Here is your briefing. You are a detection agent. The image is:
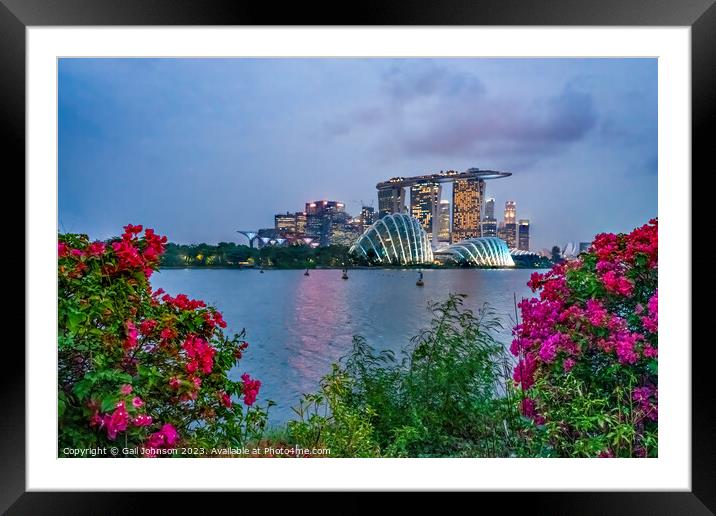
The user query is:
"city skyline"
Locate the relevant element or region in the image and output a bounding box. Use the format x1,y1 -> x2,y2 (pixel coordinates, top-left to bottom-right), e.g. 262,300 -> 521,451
58,58 -> 657,250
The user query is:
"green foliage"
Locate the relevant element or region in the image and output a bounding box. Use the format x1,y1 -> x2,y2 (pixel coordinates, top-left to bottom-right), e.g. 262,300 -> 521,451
58,228 -> 269,456
161,242 -> 358,269
286,294 -> 521,457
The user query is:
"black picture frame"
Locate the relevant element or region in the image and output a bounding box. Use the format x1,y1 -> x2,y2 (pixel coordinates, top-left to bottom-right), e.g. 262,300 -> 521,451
4,0 -> 710,512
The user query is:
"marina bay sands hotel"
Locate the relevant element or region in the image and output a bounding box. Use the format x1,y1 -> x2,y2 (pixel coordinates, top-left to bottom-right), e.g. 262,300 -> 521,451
376,167 -> 511,246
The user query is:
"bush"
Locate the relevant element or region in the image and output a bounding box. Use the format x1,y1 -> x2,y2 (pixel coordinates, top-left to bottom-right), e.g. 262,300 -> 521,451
511,219 -> 658,457
58,224 -> 268,457
287,294 -> 520,457
287,365 -> 380,458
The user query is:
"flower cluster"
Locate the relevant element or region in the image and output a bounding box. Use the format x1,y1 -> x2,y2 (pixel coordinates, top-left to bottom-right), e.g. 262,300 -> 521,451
182,335 -> 216,375
110,224 -> 167,278
58,224 -> 167,281
241,373 -> 261,406
511,219 -> 658,457
58,225 -> 266,458
88,385 -> 156,441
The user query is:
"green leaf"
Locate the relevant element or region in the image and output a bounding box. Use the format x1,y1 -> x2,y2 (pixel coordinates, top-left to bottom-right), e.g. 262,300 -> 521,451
66,308 -> 86,334
72,378 -> 93,401
100,395 -> 119,412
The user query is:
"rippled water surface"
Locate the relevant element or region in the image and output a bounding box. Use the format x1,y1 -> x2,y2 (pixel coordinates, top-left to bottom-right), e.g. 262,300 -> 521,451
152,268 -> 542,424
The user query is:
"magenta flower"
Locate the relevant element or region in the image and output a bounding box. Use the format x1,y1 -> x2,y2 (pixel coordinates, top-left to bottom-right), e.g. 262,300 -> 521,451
103,401 -> 129,440
563,358 -> 576,372
160,424 -> 179,446
241,373 -> 261,406
133,414 -> 153,427
124,320 -> 138,350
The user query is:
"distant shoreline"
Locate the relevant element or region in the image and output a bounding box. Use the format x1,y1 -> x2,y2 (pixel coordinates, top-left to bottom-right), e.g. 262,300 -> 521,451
158,265 -> 549,271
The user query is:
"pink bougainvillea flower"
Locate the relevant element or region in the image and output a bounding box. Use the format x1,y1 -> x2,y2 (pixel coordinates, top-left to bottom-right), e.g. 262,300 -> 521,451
160,424 -> 179,446
520,397 -> 537,418
58,242 -> 70,257
131,396 -> 144,408
218,391 -> 232,409
133,414 -> 153,427
642,290 -> 658,333
124,320 -> 139,350
103,401 -> 129,440
144,423 -> 179,451
139,319 -> 157,336
87,241 -> 106,256
120,384 -> 133,395
123,224 -> 143,235
241,373 -> 261,406
182,335 -> 216,375
601,270 -> 634,296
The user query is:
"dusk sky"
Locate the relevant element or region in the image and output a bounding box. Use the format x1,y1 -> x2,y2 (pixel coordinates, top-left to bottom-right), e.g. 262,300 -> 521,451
58,58 -> 657,251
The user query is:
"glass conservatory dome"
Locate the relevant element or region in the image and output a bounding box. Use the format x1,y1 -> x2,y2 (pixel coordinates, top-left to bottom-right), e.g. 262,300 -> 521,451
435,237 -> 515,267
349,213 -> 434,265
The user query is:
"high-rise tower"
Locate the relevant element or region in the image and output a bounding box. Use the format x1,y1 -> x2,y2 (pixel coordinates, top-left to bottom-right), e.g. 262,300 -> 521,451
452,177 -> 485,242
503,201 -> 517,248
518,219 -> 530,251
410,181 -> 442,241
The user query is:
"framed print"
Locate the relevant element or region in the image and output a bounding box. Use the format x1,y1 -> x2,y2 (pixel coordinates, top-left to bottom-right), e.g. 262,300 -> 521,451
4,0 -> 712,511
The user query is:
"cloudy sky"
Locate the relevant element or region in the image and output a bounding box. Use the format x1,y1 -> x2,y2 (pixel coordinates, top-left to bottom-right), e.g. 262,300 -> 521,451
58,58 -> 657,251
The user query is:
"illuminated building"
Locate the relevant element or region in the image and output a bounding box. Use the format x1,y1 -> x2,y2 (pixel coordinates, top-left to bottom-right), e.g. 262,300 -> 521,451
294,212 -> 307,234
503,201 -> 517,248
438,200 -> 451,242
378,186 -> 406,218
518,219 -> 530,251
360,206 -> 376,230
481,197 -> 497,237
434,237 -> 515,267
375,169 -> 511,244
274,212 -> 297,233
305,200 -> 346,246
331,215 -> 363,247
350,213 -> 434,265
504,201 -> 516,224
410,180 -> 441,241
452,177 -> 485,242
485,197 -> 495,219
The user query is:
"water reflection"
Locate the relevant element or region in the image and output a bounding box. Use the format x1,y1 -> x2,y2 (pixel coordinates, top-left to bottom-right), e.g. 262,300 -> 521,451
152,268 -> 539,425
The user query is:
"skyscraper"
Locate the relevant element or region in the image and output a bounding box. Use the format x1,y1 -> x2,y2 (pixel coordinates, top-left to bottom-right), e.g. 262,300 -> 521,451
452,178 -> 485,242
485,197 -> 495,218
481,197 -> 497,237
328,211 -> 361,247
360,206 -> 376,230
410,181 -> 442,240
305,200 -> 345,246
274,212 -> 297,234
438,200 -> 451,242
376,168 -> 512,246
518,219 -> 530,251
294,212 -> 307,234
503,201 -> 517,248
378,186 -> 406,218
504,201 -> 516,224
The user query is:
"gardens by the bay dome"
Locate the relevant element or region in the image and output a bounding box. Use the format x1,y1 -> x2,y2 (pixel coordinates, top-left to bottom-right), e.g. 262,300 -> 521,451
349,213 -> 434,265
434,237 -> 515,267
